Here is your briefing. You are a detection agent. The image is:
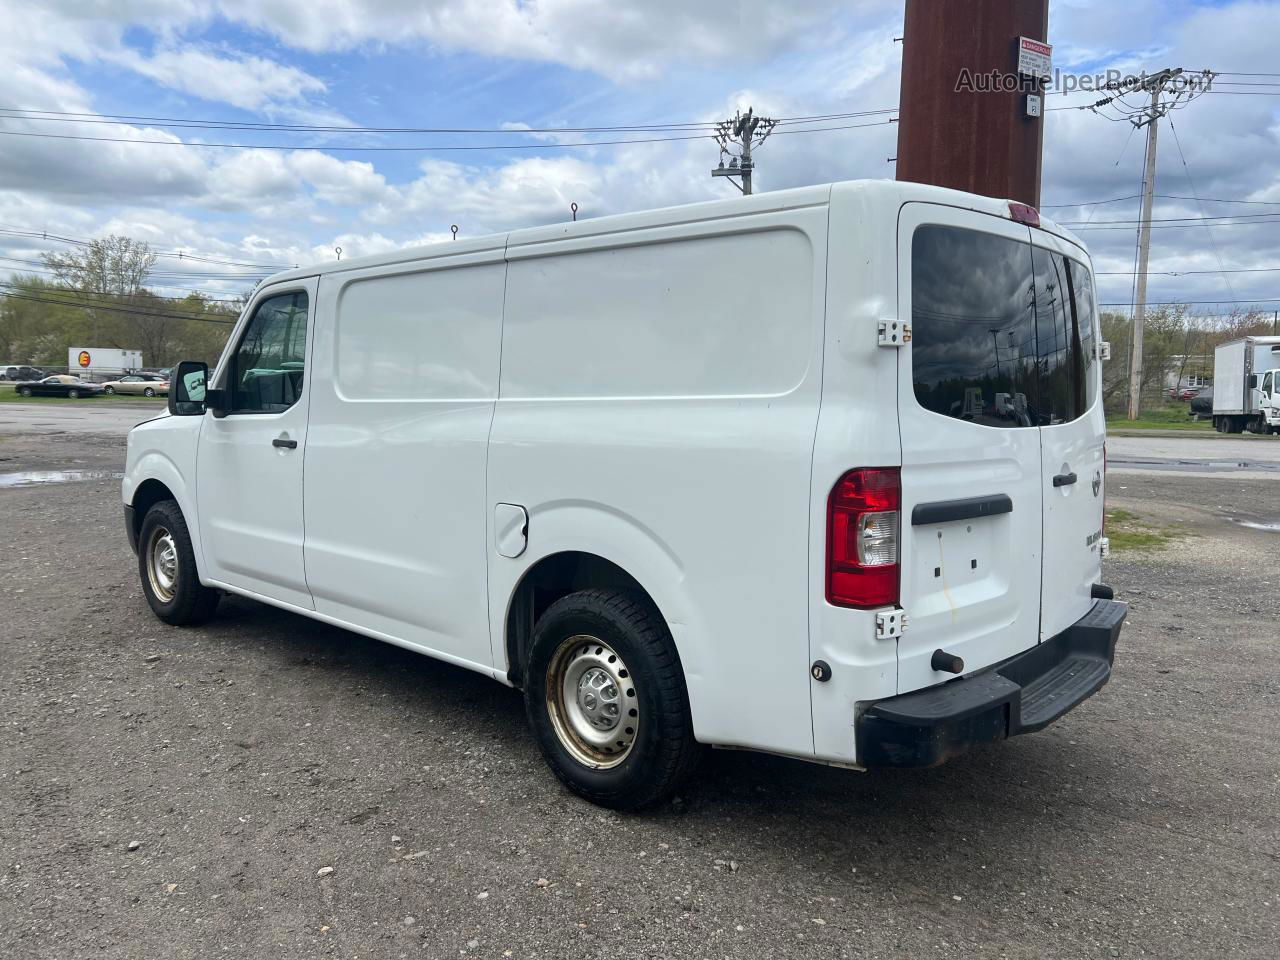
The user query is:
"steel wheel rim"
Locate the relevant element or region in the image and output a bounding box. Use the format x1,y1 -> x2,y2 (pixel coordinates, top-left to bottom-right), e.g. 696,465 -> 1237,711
146,526 -> 178,603
545,634 -> 639,769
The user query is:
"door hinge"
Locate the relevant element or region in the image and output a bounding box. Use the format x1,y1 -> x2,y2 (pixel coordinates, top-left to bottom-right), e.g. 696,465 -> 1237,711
876,609 -> 907,639
878,319 -> 911,347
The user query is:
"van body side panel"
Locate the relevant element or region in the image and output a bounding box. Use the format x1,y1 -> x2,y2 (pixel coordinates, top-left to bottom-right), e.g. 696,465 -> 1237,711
490,205 -> 829,756
808,183 -> 904,763
302,243 -> 505,669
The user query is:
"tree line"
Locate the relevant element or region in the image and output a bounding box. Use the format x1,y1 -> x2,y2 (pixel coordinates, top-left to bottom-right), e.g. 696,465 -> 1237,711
1099,306 -> 1279,414
0,236 -> 244,369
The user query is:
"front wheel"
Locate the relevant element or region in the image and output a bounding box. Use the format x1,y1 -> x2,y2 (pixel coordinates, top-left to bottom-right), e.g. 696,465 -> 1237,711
68,388 -> 81,399
143,387 -> 156,397
18,386 -> 32,397
524,589 -> 702,810
137,499 -> 219,625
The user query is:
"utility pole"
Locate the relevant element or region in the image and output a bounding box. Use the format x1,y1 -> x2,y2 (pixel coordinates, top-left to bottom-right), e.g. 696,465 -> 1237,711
1127,83 -> 1162,420
1080,66 -> 1212,419
711,108 -> 777,196
896,0 -> 1050,206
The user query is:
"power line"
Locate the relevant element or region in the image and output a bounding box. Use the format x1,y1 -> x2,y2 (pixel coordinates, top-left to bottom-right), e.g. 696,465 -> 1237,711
0,287 -> 237,324
0,276 -> 245,304
1096,266 -> 1280,276
1166,116 -> 1235,301
1099,297 -> 1280,306
1072,218 -> 1280,230
1043,194 -> 1280,209
1059,211 -> 1280,225
0,105 -> 897,135
0,118 -> 896,154
0,226 -> 293,269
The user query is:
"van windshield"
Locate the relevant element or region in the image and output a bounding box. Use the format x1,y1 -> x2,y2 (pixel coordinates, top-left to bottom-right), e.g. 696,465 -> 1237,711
911,224 -> 1096,428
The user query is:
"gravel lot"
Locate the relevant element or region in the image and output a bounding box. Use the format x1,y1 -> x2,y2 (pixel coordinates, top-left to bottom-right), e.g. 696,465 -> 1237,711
1,411 -> 1277,959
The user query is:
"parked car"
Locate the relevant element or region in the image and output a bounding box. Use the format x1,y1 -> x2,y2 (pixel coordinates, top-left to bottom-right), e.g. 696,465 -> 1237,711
3,365 -> 44,381
14,375 -> 105,399
123,180 -> 1126,810
102,374 -> 170,397
1169,386 -> 1200,401
1190,387 -> 1214,420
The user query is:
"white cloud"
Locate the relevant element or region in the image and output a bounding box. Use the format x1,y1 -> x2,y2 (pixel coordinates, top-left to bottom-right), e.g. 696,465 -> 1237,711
117,47 -> 326,110
189,0 -> 854,83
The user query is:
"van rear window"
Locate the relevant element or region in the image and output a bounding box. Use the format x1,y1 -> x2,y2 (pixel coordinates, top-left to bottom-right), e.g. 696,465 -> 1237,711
911,224 -> 1096,428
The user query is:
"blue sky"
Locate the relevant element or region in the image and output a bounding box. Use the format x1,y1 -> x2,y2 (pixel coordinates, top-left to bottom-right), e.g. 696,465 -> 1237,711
1,0 -> 1278,315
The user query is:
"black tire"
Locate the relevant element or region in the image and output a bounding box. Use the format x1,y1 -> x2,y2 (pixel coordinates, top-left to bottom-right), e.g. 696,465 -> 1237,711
144,387 -> 155,397
18,386 -> 31,397
104,385 -> 115,394
137,499 -> 219,626
68,388 -> 81,399
524,589 -> 702,810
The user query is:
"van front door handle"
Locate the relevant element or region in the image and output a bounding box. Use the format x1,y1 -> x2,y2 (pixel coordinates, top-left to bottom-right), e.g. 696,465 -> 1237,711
1052,471 -> 1077,487
272,437 -> 298,449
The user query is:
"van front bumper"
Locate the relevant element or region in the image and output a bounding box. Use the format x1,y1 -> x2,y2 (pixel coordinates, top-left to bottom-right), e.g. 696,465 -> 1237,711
855,599 -> 1126,768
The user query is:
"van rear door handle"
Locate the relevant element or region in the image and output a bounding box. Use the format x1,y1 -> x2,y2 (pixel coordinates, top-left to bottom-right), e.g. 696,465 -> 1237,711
272,437 -> 298,449
1052,471 -> 1077,487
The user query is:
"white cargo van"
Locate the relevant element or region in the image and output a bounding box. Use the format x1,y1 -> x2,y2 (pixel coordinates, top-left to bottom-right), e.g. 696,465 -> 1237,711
123,180 -> 1125,809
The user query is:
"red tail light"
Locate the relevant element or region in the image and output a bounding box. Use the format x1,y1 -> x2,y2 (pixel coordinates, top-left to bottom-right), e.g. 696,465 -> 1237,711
826,467 -> 901,609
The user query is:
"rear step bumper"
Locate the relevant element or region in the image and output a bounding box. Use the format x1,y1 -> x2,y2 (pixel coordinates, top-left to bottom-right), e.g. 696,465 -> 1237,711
855,599 -> 1127,768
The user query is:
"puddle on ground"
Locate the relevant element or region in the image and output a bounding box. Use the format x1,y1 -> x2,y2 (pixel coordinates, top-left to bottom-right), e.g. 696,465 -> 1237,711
1229,518 -> 1280,532
0,470 -> 123,488
1109,457 -> 1280,473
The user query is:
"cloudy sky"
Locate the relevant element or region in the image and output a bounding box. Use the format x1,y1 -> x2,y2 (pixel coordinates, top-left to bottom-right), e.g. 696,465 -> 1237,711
1,0 -> 1278,314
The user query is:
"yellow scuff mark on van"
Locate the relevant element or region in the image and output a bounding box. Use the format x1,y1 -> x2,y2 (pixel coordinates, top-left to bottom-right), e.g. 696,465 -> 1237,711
937,531 -> 957,618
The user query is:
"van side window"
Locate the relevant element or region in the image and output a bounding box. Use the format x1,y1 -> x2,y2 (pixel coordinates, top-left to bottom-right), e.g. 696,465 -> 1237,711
1033,248 -> 1096,424
227,291 -> 309,413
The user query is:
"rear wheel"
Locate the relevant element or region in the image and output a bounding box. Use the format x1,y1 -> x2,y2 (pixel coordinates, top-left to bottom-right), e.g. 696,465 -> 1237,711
137,499 -> 219,625
143,387 -> 156,397
104,385 -> 115,394
68,388 -> 81,399
524,589 -> 702,810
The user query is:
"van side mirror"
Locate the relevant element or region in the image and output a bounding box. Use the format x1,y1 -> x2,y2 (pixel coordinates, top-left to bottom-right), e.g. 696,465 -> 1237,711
1249,374 -> 1260,389
169,360 -> 209,416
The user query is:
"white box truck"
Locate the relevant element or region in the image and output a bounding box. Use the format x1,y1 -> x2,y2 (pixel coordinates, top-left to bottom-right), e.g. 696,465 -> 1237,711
1211,336 -> 1280,434
121,180 -> 1126,809
68,347 -> 143,377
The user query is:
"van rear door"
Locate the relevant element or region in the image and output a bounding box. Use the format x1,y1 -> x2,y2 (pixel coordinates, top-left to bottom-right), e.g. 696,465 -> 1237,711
1029,232 -> 1105,639
895,204 -> 1042,694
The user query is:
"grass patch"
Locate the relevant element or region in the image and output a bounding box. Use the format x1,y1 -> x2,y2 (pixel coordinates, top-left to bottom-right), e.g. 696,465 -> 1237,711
1106,417 -> 1210,432
0,384 -> 161,406
1106,406 -> 1210,432
1105,508 -> 1184,553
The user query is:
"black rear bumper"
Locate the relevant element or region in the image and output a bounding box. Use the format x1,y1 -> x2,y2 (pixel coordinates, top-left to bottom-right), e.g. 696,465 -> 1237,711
856,599 -> 1126,768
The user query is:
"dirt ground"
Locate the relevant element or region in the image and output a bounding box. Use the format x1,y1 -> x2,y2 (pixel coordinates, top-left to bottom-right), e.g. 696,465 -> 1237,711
1,421 -> 1277,959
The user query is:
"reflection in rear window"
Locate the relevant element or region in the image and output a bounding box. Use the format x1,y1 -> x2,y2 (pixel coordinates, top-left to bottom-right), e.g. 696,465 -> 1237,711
911,224 -> 1095,428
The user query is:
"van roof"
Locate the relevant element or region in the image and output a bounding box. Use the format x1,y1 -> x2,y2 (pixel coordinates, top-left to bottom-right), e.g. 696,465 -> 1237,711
261,178 -> 1087,287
